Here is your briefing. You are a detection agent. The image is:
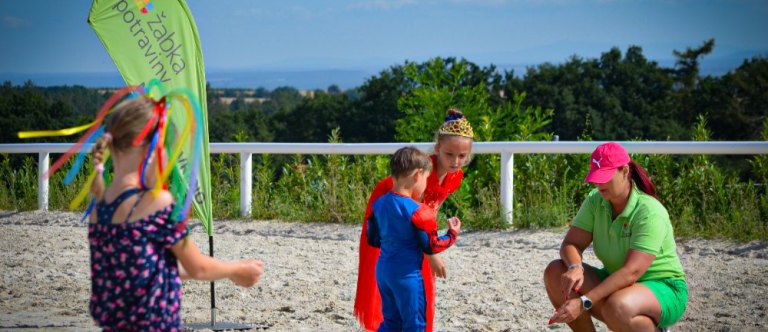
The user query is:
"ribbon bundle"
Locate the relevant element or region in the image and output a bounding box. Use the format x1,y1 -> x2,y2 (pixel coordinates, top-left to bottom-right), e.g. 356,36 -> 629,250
17,79 -> 204,222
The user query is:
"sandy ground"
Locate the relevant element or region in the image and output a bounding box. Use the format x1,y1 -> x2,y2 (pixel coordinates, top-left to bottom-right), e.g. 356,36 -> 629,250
0,210 -> 767,331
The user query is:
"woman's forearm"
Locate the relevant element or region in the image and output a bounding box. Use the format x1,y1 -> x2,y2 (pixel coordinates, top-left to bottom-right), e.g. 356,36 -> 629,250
560,243 -> 583,266
584,267 -> 637,303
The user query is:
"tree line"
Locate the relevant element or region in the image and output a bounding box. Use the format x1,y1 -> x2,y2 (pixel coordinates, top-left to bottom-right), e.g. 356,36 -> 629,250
2,39 -> 767,239
2,39 -> 766,145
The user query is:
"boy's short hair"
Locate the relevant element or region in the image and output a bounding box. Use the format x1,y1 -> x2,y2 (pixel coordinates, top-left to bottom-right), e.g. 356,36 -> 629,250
391,146 -> 432,178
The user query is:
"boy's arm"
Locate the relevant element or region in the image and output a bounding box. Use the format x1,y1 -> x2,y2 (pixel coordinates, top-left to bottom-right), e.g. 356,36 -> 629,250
366,215 -> 381,248
412,206 -> 457,254
417,228 -> 458,254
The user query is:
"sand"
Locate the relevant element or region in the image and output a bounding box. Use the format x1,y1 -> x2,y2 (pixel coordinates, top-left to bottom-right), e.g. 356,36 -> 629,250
1,210 -> 766,331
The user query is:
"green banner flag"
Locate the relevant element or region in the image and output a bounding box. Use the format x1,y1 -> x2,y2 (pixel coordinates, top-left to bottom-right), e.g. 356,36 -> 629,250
88,0 -> 213,234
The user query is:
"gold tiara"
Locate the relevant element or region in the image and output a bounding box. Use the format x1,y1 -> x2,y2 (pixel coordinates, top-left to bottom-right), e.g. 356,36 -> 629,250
438,113 -> 474,139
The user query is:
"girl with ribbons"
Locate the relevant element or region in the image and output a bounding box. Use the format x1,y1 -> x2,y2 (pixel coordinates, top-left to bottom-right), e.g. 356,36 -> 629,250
19,83 -> 265,330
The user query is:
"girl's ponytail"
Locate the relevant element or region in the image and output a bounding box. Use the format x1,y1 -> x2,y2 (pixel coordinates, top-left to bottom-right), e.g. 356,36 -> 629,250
90,133 -> 111,200
628,161 -> 659,201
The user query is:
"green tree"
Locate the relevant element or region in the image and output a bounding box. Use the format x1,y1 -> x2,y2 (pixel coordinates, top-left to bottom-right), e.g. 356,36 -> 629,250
518,46 -> 683,140
348,64 -> 414,142
672,38 -> 715,125
262,86 -> 303,114
272,91 -> 353,142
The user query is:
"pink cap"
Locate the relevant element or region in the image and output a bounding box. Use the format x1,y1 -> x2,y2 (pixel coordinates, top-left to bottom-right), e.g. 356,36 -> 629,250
584,142 -> 630,184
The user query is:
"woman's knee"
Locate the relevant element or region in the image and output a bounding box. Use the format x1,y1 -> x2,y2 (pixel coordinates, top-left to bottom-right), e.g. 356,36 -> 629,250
543,259 -> 565,285
600,295 -> 634,330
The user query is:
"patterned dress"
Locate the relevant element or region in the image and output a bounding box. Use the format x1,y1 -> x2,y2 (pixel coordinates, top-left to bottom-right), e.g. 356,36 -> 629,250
88,188 -> 187,331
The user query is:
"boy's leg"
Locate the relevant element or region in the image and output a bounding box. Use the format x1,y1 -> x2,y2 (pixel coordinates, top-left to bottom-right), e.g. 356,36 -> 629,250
394,271 -> 427,332
377,268 -> 403,332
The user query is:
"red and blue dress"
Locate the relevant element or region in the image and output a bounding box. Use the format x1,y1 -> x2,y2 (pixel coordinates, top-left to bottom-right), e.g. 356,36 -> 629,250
88,188 -> 187,331
355,155 -> 464,332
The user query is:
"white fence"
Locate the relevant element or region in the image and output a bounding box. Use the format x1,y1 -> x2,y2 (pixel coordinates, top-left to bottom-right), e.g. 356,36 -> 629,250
2,141 -> 768,223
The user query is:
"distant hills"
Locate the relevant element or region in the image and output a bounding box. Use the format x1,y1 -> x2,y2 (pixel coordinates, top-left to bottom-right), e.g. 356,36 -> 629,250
0,69 -> 376,91
1,52 -> 764,90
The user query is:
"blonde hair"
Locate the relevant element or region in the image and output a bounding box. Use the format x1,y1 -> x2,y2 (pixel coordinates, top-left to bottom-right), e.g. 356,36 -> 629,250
90,97 -> 158,198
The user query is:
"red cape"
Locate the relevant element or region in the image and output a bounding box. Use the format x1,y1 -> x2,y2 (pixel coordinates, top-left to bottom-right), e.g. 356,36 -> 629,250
354,156 -> 463,331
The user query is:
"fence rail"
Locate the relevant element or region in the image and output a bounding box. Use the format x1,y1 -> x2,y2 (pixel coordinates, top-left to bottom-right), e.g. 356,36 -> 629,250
2,141 -> 767,223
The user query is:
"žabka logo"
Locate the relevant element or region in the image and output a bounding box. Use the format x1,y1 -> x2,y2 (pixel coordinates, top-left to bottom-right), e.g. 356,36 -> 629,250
132,0 -> 153,14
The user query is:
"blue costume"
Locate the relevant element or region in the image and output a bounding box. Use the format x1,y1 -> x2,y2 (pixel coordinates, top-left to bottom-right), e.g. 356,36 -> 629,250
367,192 -> 458,332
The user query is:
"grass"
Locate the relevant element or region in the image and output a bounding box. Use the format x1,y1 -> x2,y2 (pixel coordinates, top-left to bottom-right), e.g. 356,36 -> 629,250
1,140 -> 766,242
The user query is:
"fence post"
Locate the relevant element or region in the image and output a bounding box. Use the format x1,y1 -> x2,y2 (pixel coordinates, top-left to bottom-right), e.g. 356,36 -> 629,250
500,152 -> 514,224
240,152 -> 252,218
38,152 -> 50,211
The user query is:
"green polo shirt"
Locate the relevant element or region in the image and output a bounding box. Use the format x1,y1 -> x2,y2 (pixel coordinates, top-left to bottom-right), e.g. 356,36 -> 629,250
572,186 -> 685,281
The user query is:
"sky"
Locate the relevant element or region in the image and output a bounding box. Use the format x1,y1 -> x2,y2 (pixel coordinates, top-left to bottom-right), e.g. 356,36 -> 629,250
1,0 -> 767,88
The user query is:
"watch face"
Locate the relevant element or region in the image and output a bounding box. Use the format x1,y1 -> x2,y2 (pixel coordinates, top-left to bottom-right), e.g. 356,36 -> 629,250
581,296 -> 593,310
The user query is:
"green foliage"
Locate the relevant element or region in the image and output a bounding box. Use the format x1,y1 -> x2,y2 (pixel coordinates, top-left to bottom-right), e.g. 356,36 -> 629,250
244,129 -> 390,223
396,57 -> 492,143
0,154 -> 37,210
749,119 -> 768,186
3,44 -> 768,241
271,92 -> 354,142
642,116 -> 768,240
210,154 -> 241,218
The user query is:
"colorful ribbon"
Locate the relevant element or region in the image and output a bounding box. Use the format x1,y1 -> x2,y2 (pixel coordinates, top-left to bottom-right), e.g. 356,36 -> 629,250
17,79 -> 202,222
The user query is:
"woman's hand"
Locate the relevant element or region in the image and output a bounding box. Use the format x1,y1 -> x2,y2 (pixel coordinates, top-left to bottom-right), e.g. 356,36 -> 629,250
560,265 -> 584,300
549,298 -> 584,324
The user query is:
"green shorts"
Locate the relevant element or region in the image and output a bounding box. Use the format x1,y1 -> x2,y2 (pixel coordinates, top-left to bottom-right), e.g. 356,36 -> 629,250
593,267 -> 688,328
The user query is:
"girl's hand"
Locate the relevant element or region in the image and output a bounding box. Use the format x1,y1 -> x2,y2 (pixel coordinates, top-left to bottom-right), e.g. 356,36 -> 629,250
549,298 -> 584,324
230,259 -> 264,287
560,265 -> 584,300
427,254 -> 447,278
447,217 -> 461,234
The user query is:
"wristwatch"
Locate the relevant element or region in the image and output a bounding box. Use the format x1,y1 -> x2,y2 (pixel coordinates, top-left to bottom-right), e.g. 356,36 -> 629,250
580,295 -> 593,310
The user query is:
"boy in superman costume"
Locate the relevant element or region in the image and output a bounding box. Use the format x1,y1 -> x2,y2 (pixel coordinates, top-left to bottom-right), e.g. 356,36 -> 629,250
365,146 -> 461,332
355,109 -> 474,331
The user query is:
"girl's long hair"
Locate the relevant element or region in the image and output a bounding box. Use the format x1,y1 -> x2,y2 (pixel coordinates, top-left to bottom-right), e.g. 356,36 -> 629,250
89,97 -> 157,200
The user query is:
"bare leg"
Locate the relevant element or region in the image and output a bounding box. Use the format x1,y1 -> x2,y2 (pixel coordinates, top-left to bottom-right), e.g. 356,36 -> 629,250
599,284 -> 661,332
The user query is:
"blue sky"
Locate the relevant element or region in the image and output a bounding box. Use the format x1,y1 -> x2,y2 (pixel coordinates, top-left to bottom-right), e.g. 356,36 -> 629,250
1,0 -> 767,83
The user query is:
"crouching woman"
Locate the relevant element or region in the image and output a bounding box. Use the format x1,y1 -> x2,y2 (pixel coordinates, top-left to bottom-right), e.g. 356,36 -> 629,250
544,142 -> 687,332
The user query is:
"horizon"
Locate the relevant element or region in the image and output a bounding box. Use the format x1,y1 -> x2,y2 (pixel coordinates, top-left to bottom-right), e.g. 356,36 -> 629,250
0,52 -> 759,90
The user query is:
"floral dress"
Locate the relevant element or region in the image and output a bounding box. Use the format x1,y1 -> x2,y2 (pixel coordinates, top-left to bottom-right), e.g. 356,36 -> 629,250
88,188 -> 187,331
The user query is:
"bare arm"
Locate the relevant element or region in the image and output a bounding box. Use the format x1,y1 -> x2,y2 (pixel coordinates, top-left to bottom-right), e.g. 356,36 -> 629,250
560,226 -> 592,266
171,238 -> 264,287
558,226 -> 592,297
